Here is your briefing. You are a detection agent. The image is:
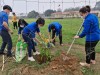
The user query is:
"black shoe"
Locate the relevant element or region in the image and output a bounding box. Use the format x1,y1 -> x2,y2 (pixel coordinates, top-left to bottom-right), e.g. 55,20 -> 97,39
7,53 -> 12,57
0,52 -> 6,55
52,42 -> 55,45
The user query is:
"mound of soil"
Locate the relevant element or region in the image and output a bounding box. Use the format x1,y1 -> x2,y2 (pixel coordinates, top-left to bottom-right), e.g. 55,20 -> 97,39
11,52 -> 83,75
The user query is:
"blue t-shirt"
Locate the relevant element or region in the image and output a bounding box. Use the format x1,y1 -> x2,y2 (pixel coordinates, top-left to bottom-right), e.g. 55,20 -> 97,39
48,22 -> 62,36
23,22 -> 40,38
79,13 -> 100,41
0,11 -> 8,31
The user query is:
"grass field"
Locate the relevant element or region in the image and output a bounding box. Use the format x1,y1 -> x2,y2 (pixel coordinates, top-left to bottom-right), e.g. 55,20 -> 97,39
0,18 -> 100,75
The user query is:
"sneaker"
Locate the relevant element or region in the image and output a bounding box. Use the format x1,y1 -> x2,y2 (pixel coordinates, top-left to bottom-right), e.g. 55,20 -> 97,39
90,60 -> 96,64
80,62 -> 90,68
33,51 -> 40,55
28,57 -> 35,61
7,53 -> 12,57
0,52 -> 6,55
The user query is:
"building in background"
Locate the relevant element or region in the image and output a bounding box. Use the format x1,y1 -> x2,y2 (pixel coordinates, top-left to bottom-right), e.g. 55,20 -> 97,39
51,11 -> 100,18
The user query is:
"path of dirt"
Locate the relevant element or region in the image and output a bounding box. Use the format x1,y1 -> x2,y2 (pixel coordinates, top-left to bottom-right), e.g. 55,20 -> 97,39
0,43 -> 100,75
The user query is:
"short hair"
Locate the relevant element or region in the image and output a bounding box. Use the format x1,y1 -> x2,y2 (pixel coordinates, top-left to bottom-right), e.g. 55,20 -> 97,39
51,24 -> 55,29
36,18 -> 45,25
12,12 -> 15,15
85,5 -> 91,12
3,5 -> 12,12
79,7 -> 87,14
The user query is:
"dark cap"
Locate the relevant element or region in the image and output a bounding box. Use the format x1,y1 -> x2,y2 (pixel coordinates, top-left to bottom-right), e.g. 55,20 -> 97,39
3,5 -> 12,12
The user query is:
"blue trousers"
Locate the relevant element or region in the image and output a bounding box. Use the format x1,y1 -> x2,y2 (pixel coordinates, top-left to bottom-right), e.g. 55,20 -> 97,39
22,33 -> 36,57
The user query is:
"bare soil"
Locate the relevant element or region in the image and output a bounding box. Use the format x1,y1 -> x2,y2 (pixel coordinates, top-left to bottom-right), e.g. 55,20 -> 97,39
8,52 -> 83,75
0,43 -> 100,75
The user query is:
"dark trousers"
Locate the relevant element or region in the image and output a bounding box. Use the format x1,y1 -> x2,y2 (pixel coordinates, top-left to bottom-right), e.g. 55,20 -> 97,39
52,29 -> 62,45
0,30 -> 1,35
22,33 -> 36,57
13,22 -> 17,29
85,41 -> 99,64
0,30 -> 1,48
0,30 -> 12,54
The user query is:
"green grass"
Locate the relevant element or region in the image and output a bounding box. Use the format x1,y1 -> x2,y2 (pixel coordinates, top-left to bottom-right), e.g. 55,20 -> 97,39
0,18 -> 100,75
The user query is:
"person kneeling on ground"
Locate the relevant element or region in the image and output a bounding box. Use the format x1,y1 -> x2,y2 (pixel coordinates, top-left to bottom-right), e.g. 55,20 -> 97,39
22,18 -> 45,61
48,22 -> 63,46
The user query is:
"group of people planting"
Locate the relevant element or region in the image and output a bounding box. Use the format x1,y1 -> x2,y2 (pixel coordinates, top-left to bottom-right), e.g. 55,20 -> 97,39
0,5 -> 100,67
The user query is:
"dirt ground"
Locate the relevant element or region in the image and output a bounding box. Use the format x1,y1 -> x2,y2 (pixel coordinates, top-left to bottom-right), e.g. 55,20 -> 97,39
0,43 -> 100,75
5,52 -> 83,75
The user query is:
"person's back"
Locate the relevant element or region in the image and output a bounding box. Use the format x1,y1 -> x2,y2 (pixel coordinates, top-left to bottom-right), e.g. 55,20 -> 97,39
50,22 -> 62,29
83,13 -> 100,41
23,22 -> 39,35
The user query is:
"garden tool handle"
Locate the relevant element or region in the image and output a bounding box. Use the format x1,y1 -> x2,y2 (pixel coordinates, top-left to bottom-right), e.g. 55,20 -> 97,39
67,20 -> 84,55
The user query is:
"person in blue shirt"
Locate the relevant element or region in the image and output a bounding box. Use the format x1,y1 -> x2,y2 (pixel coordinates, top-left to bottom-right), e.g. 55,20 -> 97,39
48,22 -> 63,46
0,5 -> 13,57
74,6 -> 100,67
18,19 -> 28,40
22,18 -> 45,61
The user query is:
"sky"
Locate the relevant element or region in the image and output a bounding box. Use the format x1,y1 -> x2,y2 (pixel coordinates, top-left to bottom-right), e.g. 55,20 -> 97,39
0,0 -> 100,14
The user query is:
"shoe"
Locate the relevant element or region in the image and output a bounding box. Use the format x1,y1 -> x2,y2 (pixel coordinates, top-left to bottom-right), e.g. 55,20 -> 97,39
80,62 -> 90,68
33,51 -> 40,55
90,60 -> 96,64
0,52 -> 6,55
28,57 -> 35,61
60,44 -> 64,46
7,53 -> 12,57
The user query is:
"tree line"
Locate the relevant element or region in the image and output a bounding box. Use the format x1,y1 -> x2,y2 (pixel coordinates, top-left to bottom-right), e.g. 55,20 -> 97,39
27,1 -> 100,18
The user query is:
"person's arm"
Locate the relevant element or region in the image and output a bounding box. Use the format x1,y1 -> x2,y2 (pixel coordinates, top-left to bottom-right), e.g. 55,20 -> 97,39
48,32 -> 51,40
52,35 -> 57,41
37,32 -> 41,37
74,19 -> 91,39
18,34 -> 21,40
52,29 -> 59,41
12,16 -> 13,22
33,38 -> 41,44
36,28 -> 45,41
48,25 -> 51,40
31,32 -> 41,44
3,14 -> 13,33
3,22 -> 13,33
79,19 -> 91,38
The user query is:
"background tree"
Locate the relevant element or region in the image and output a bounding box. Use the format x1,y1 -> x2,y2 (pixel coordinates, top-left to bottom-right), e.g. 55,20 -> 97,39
93,1 -> 100,10
44,9 -> 56,16
64,7 -> 80,12
27,10 -> 39,18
